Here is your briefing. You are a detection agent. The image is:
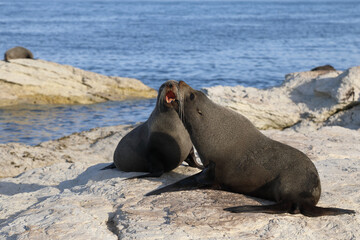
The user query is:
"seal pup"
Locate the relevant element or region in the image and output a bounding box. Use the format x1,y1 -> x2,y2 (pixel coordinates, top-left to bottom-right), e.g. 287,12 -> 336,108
147,81 -> 355,217
103,80 -> 202,178
4,46 -> 34,61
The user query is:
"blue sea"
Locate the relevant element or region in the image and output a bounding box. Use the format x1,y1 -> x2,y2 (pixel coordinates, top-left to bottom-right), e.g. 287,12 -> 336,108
1,0 -> 360,145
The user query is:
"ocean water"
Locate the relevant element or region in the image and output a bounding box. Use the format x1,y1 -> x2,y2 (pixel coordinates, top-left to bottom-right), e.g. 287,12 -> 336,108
1,0 -> 360,145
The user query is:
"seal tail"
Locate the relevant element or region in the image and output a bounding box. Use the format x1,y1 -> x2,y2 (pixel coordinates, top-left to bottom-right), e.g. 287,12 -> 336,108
145,161 -> 216,196
224,202 -> 355,217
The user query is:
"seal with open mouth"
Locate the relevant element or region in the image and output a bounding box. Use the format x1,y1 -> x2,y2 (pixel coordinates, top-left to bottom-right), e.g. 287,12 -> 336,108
103,80 -> 201,178
146,81 -> 355,217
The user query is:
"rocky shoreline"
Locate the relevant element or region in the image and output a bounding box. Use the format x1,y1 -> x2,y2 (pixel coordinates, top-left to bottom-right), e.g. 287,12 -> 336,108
0,66 -> 359,239
0,59 -> 157,107
204,66 -> 360,130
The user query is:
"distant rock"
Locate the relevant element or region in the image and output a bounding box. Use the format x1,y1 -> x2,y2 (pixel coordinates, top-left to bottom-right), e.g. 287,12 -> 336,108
204,66 -> 360,129
0,59 -> 157,107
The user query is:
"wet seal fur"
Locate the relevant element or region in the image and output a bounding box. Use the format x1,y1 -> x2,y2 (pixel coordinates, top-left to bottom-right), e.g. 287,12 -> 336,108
147,81 -> 355,217
103,80 -> 201,178
4,46 -> 34,61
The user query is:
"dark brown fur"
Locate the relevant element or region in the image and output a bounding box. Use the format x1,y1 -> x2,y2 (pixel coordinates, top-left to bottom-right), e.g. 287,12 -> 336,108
147,81 -> 355,217
4,46 -> 34,61
311,64 -> 336,71
105,80 -> 201,178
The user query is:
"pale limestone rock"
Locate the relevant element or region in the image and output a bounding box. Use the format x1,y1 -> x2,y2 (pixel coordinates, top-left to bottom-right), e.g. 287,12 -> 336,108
1,66 -> 359,239
204,66 -> 360,129
0,125 -> 134,178
0,59 -> 157,107
0,126 -> 359,239
324,105 -> 360,129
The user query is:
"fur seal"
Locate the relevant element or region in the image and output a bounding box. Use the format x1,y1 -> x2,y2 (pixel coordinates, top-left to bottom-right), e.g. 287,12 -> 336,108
311,64 -> 336,71
103,80 -> 201,178
4,46 -> 34,61
147,81 -> 355,217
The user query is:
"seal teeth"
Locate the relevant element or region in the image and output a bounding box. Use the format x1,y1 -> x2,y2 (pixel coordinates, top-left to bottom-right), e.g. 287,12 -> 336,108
166,91 -> 176,103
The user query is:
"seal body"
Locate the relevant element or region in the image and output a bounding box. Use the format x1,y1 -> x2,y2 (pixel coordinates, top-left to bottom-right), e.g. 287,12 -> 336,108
147,81 -> 354,217
112,80 -> 199,177
4,46 -> 34,61
178,81 -> 321,202
311,64 -> 335,71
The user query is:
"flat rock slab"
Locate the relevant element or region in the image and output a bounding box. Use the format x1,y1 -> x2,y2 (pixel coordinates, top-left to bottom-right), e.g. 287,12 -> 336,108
0,125 -> 134,178
0,125 -> 359,239
0,59 -> 157,107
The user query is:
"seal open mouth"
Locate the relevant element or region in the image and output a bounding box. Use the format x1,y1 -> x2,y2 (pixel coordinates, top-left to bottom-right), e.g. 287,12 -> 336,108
165,91 -> 176,103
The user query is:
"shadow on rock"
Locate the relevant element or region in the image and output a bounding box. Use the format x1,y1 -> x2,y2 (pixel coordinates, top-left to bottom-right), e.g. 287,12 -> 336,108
0,181 -> 48,196
57,163 -> 165,191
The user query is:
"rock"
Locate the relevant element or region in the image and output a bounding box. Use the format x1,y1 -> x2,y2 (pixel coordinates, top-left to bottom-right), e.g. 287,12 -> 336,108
0,124 -> 135,178
0,125 -> 359,239
1,66 -> 359,239
0,59 -> 157,107
204,66 -> 360,129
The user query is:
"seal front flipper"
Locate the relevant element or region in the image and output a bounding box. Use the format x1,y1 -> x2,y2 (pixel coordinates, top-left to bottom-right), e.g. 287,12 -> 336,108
125,170 -> 164,180
145,161 -> 216,196
125,156 -> 165,179
184,147 -> 204,169
100,163 -> 117,170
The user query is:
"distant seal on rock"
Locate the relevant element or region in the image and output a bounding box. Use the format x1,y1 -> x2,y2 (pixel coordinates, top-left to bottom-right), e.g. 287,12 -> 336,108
4,46 -> 34,61
147,81 -> 355,217
311,64 -> 336,72
103,80 -> 201,178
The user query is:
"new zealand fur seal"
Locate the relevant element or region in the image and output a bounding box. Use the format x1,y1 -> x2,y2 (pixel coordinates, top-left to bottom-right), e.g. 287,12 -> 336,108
311,64 -> 336,71
4,46 -> 34,61
102,80 -> 202,178
146,81 -> 355,217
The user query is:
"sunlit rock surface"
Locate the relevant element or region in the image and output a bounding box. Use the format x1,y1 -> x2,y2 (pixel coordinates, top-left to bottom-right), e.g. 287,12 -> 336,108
204,66 -> 360,130
1,66 -> 359,239
0,59 -> 157,107
0,125 -> 359,239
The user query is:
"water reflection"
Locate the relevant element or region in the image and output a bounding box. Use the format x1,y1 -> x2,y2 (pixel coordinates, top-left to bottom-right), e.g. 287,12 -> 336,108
0,99 -> 155,145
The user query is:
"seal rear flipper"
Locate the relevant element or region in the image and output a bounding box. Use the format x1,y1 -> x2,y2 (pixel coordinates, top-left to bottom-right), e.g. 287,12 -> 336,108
225,202 -> 356,217
145,161 -> 216,196
100,163 -> 117,170
300,204 -> 355,217
224,202 -> 292,215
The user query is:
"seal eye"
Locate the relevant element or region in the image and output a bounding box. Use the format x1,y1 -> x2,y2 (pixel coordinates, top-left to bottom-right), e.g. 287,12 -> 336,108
190,93 -> 195,100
